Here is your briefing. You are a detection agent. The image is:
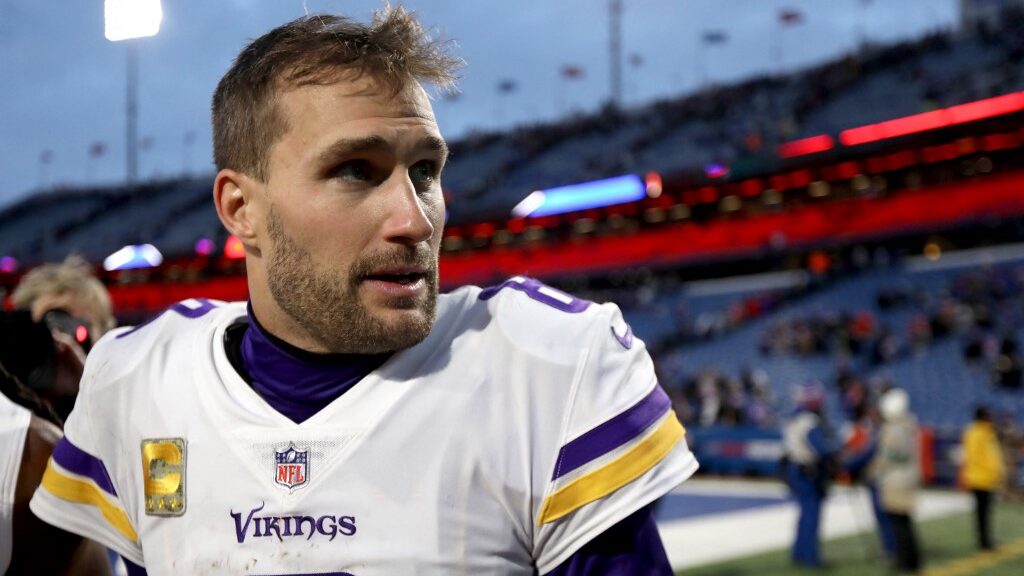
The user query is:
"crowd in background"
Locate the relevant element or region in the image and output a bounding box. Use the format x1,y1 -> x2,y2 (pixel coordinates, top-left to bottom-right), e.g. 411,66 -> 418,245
613,259 -> 1024,435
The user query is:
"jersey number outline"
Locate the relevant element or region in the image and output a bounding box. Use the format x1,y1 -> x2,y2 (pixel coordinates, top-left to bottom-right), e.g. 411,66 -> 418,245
479,276 -> 591,313
116,298 -> 219,339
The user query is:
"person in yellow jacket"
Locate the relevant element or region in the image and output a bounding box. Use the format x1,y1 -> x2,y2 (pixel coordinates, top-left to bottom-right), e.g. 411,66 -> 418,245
961,407 -> 1005,550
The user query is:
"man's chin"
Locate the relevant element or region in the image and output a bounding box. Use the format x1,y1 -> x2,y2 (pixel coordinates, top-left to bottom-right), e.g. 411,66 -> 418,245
344,282 -> 437,352
361,306 -> 436,350
380,305 -> 434,328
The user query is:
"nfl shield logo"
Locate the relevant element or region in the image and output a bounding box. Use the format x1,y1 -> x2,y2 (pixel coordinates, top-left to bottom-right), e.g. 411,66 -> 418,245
274,445 -> 309,492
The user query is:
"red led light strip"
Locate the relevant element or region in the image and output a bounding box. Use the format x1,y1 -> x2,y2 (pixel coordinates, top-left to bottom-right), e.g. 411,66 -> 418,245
839,91 -> 1024,146
777,92 -> 1024,158
778,134 -> 835,158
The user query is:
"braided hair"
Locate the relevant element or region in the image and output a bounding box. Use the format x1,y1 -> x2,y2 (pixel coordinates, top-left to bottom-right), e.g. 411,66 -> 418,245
0,359 -> 63,427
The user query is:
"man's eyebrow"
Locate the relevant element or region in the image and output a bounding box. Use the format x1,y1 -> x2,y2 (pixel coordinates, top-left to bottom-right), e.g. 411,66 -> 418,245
318,136 -> 390,165
317,135 -> 449,164
416,136 -> 449,158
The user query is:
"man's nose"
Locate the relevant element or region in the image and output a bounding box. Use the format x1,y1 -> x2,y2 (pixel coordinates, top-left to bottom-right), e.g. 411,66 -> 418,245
380,172 -> 435,245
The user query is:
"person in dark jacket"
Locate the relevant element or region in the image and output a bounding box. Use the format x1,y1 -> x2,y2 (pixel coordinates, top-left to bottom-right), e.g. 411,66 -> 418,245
783,382 -> 838,567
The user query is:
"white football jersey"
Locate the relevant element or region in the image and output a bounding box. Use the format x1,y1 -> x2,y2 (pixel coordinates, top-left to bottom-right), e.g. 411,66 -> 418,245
1,389 -> 32,573
31,277 -> 698,575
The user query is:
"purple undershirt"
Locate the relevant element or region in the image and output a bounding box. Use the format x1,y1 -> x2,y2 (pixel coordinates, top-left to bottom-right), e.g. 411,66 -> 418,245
240,304 -> 389,424
544,504 -> 672,576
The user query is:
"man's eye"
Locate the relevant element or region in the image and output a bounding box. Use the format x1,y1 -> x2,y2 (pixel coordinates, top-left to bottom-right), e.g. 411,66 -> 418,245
334,160 -> 373,181
410,161 -> 438,186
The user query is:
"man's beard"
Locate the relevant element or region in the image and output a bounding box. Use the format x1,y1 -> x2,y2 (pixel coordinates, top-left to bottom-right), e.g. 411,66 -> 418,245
265,206 -> 439,354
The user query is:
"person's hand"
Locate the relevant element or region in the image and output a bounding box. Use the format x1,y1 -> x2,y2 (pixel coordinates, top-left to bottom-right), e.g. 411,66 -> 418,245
50,330 -> 86,398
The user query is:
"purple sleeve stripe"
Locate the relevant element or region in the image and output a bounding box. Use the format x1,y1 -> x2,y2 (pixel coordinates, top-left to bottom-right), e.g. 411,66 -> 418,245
552,385 -> 671,480
116,309 -> 166,339
51,437 -> 119,497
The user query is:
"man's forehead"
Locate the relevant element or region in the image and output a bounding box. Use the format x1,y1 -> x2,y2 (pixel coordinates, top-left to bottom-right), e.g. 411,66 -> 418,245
268,71 -> 444,167
279,70 -> 435,118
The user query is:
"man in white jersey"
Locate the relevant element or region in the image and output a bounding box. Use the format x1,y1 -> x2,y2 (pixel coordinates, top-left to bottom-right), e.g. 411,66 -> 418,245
31,7 -> 698,574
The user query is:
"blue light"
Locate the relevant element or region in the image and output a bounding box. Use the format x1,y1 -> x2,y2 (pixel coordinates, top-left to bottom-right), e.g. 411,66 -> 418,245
511,174 -> 646,218
705,163 -> 729,178
103,244 -> 163,271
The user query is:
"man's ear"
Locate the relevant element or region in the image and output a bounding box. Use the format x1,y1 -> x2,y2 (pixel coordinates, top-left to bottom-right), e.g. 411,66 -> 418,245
213,169 -> 261,250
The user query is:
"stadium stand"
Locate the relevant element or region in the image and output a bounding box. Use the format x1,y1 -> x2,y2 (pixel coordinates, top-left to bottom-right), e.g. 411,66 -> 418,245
636,257 -> 1024,430
5,9 -> 1024,264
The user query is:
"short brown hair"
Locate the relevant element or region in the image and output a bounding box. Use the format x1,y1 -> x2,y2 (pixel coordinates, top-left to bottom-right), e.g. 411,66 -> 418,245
212,6 -> 461,181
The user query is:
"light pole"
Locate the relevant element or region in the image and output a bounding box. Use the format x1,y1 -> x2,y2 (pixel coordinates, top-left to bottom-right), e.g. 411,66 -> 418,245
126,41 -> 138,183
609,0 -> 623,107
104,0 -> 162,185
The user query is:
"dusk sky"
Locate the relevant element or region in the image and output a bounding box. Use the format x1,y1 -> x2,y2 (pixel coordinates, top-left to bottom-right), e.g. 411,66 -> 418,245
0,0 -> 958,209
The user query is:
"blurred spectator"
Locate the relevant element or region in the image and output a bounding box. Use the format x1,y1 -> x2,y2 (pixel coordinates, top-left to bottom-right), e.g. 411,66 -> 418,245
7,256 -> 115,421
961,407 -> 1005,550
993,332 -> 1022,389
963,331 -> 986,363
0,256 -> 115,574
744,368 -> 778,428
871,388 -> 922,574
696,371 -> 722,427
719,378 -> 748,426
870,327 -> 901,366
11,255 -> 115,347
758,309 -> 907,364
842,403 -> 896,562
907,314 -> 932,354
783,382 -> 838,568
674,368 -> 778,430
839,375 -> 869,421
996,410 -> 1023,502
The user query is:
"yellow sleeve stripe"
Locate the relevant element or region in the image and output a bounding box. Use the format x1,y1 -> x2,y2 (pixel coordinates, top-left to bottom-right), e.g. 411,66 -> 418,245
41,460 -> 139,543
538,412 -> 685,525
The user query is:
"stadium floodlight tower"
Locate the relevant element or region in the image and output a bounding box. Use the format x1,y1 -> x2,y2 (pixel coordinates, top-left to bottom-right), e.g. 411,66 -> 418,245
104,0 -> 163,185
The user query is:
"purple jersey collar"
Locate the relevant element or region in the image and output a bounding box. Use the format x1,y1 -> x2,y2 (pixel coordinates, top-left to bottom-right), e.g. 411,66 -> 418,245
241,303 -> 389,423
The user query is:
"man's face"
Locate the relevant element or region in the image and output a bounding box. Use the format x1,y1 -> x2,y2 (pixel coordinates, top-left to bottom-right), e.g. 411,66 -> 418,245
253,74 -> 447,354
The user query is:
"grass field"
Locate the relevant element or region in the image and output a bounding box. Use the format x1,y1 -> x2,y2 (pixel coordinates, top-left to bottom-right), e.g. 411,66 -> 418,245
677,499 -> 1024,576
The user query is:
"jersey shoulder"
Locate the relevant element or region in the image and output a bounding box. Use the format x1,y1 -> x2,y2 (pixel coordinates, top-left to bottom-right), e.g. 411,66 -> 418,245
83,298 -> 243,395
442,276 -> 635,365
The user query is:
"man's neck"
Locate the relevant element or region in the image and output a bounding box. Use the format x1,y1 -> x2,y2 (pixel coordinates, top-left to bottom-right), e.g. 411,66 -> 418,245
227,303 -> 391,423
